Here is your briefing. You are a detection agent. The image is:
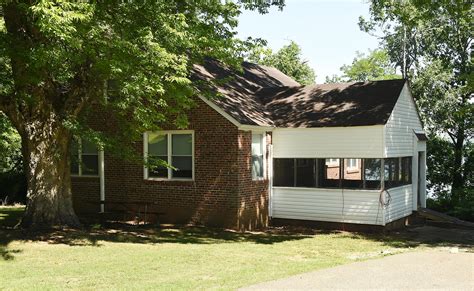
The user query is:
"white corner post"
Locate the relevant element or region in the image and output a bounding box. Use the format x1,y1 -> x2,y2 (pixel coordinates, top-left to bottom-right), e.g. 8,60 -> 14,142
268,142 -> 274,218
419,151 -> 427,208
99,150 -> 105,213
412,136 -> 419,211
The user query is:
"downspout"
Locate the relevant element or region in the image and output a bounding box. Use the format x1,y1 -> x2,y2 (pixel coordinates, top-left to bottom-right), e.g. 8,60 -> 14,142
99,150 -> 105,213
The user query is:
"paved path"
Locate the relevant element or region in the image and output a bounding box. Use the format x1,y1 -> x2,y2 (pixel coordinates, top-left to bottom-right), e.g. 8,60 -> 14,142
241,250 -> 473,290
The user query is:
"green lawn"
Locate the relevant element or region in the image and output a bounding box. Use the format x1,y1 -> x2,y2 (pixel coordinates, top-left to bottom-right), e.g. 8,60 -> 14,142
0,206 -> 419,290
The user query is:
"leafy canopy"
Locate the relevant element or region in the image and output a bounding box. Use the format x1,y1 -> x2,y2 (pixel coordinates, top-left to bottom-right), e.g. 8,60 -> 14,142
247,40 -> 316,85
0,1 -> 283,158
325,49 -> 400,83
360,0 -> 473,204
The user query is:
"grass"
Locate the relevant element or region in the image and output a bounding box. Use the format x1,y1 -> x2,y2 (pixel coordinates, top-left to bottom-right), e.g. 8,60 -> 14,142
0,206 -> 469,290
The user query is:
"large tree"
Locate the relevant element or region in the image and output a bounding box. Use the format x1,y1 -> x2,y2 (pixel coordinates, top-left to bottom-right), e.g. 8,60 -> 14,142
247,40 -> 316,85
360,0 -> 473,204
325,49 -> 400,83
0,1 -> 283,228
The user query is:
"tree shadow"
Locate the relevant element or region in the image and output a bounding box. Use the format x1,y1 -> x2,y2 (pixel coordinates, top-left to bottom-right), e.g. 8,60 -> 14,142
330,225 -> 474,251
0,207 -> 315,261
2,207 -> 472,262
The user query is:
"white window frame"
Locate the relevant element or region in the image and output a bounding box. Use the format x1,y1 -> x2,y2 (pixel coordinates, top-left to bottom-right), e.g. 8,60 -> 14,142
251,131 -> 266,181
325,158 -> 339,167
71,138 -> 102,178
143,130 -> 195,181
346,158 -> 359,170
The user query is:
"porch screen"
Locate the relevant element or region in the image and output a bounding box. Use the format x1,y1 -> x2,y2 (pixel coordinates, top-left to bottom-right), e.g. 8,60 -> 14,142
273,158 -> 382,190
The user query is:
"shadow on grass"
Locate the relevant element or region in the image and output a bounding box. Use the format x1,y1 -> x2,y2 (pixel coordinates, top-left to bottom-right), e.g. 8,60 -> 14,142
0,206 -> 317,260
329,225 -> 474,251
1,207 -> 473,261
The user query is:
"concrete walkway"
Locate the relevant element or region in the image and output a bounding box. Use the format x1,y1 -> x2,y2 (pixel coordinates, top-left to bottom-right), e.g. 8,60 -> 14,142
242,250 -> 473,290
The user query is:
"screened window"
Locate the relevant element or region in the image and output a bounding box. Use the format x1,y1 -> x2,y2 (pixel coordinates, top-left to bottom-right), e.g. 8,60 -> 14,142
401,157 -> 412,183
342,158 -> 363,188
384,157 -> 412,188
384,158 -> 400,188
273,159 -> 294,187
296,159 -> 316,187
274,158 -> 384,190
364,158 -> 382,189
323,158 -> 340,188
145,131 -> 193,180
347,158 -> 359,170
70,139 -> 99,176
251,133 -> 264,180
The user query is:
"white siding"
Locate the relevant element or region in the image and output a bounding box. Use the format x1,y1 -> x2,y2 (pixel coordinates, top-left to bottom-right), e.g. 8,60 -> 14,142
384,84 -> 423,157
273,126 -> 385,158
385,185 -> 413,223
272,187 -> 385,225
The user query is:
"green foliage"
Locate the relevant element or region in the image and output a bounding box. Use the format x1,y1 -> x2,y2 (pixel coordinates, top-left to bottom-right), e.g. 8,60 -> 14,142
0,113 -> 25,204
325,49 -> 401,83
426,135 -> 454,193
0,113 -> 21,174
247,41 -> 316,85
361,0 -> 473,214
0,1 -> 283,156
0,2 -> 284,172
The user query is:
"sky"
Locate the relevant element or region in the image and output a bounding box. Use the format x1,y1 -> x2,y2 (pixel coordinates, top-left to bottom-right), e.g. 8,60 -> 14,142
237,0 -> 380,83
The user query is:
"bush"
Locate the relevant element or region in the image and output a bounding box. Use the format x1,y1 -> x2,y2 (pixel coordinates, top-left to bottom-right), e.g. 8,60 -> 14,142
427,188 -> 474,222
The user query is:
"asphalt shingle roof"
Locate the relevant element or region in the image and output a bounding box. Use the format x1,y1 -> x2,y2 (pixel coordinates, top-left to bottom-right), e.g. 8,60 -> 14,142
192,59 -> 406,128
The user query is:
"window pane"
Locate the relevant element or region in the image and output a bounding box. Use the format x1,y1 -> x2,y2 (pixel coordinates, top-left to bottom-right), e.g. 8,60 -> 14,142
401,157 -> 412,184
148,133 -> 167,156
364,158 -> 381,189
252,156 -> 264,179
252,134 -> 263,156
273,159 -> 294,187
342,159 -> 363,188
172,156 -> 192,178
82,140 -> 98,155
82,155 -> 99,175
295,159 -> 315,187
322,158 -> 340,188
384,158 -> 400,188
172,134 -> 192,156
149,155 -> 168,178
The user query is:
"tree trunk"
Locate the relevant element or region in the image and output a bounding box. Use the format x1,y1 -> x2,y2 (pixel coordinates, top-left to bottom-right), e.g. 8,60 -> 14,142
19,117 -> 80,228
451,127 -> 465,203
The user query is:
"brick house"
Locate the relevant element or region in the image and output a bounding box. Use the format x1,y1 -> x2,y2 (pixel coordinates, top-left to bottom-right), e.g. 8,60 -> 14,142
71,59 -> 427,230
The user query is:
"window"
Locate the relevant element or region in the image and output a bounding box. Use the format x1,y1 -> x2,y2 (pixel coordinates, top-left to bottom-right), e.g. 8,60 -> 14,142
384,158 -> 400,188
346,158 -> 359,170
325,158 -> 339,166
274,158 -> 383,190
273,158 -> 294,187
251,133 -> 265,180
296,159 -> 316,187
323,158 -> 340,188
70,139 -> 99,176
364,159 -> 382,189
145,131 -> 194,180
342,158 -> 363,188
401,157 -> 412,183
384,157 -> 412,188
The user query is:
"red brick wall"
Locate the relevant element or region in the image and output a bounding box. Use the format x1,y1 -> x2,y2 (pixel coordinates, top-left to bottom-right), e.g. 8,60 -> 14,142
236,131 -> 270,230
72,98 -> 270,230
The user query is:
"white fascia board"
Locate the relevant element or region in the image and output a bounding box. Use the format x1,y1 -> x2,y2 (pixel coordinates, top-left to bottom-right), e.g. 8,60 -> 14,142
239,124 -> 275,132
